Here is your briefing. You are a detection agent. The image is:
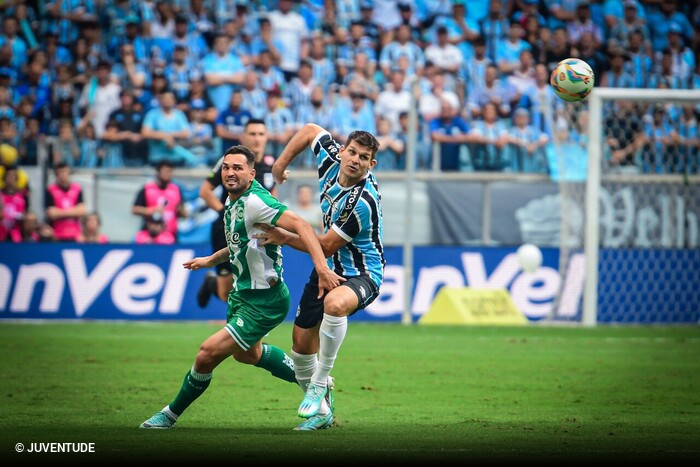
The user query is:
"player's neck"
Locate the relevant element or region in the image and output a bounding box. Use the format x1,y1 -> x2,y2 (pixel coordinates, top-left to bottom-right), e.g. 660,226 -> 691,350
338,172 -> 363,187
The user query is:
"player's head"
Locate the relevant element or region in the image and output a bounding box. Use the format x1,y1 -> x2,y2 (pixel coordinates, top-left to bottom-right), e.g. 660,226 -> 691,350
53,161 -> 71,186
156,160 -> 175,184
221,145 -> 256,196
339,130 -> 379,180
241,119 -> 267,158
82,212 -> 101,232
3,165 -> 18,189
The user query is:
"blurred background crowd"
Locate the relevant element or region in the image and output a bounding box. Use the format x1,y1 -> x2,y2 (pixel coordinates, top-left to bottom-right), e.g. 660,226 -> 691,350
0,0 -> 698,244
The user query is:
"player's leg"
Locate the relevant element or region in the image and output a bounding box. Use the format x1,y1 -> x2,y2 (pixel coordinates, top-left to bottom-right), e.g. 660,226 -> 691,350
140,328 -> 241,429
299,276 -> 379,419
227,281 -> 296,383
216,272 -> 233,302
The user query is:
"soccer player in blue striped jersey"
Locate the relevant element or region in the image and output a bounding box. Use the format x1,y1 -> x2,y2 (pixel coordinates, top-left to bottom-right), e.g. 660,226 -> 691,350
256,123 -> 384,430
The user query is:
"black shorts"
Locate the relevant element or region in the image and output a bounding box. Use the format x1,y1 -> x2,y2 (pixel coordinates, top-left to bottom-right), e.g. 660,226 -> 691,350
294,269 -> 380,329
211,219 -> 231,277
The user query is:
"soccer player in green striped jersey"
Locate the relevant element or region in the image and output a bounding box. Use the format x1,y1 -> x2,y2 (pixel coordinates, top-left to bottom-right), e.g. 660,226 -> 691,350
140,145 -> 345,429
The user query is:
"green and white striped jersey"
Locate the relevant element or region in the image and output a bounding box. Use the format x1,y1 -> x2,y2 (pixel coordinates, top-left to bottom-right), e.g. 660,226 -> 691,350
223,180 -> 288,292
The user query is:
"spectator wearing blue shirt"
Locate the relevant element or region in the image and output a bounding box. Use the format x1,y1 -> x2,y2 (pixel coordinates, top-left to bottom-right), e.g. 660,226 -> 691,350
184,100 -> 214,165
625,30 -> 653,88
648,0 -> 694,53
505,108 -> 549,173
468,64 -> 515,119
607,0 -> 650,51
430,99 -> 474,172
166,46 -> 199,102
43,31 -> 73,71
469,102 -> 508,171
601,48 -> 635,88
604,0 -> 647,31
642,106 -> 675,174
374,116 -> 404,171
108,16 -> 149,65
284,61 -> 317,111
111,43 -> 149,92
141,91 -> 197,167
663,23 -> 696,82
201,34 -> 245,114
241,71 -> 268,120
257,50 -> 287,95
308,36 -> 336,92
480,0 -> 510,63
567,1 -> 603,47
295,86 -> 334,135
15,55 -> 53,122
334,91 -> 376,141
649,50 -> 686,90
380,24 -> 426,78
0,17 -> 28,72
263,88 -> 295,158
249,18 -> 283,69
496,22 -> 531,75
430,0 -> 480,46
215,90 -> 252,150
47,0 -> 97,46
337,21 -> 377,72
173,14 -> 209,64
547,0 -> 579,31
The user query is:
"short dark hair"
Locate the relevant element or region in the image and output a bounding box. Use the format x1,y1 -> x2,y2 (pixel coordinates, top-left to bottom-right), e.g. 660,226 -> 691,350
156,160 -> 175,170
245,118 -> 266,128
54,161 -> 70,172
345,131 -> 379,158
224,145 -> 256,167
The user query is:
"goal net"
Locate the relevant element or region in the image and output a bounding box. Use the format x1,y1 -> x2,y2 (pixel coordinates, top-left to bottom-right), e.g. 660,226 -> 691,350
549,88 -> 700,325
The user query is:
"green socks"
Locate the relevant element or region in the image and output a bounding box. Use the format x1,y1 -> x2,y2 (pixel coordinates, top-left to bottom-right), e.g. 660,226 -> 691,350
255,344 -> 297,383
168,367 -> 212,416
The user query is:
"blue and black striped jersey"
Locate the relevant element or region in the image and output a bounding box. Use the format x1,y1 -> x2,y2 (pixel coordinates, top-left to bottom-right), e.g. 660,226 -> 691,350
312,131 -> 385,288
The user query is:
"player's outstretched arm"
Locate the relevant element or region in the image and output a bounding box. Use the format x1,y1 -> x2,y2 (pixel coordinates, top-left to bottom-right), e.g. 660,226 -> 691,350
266,211 -> 345,298
183,247 -> 228,271
272,123 -> 326,184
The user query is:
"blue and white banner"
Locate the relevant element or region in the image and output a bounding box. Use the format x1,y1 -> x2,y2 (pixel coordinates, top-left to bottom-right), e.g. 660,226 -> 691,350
0,244 -> 697,323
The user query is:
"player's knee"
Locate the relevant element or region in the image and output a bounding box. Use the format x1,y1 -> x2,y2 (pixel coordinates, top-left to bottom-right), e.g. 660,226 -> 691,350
323,295 -> 348,317
233,347 -> 261,365
195,344 -> 217,370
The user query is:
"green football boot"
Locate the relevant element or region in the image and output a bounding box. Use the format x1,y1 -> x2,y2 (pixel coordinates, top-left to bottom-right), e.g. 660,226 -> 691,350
139,410 -> 176,429
293,411 -> 334,431
297,383 -> 328,418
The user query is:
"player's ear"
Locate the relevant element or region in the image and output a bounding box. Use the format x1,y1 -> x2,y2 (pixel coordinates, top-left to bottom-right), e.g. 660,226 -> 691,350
369,155 -> 377,169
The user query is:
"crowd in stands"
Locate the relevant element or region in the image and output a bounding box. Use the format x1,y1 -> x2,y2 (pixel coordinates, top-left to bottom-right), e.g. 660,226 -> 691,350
0,0 -> 699,243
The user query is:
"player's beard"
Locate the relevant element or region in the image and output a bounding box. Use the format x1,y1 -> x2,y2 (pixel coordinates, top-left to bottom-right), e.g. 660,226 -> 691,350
224,177 -> 250,196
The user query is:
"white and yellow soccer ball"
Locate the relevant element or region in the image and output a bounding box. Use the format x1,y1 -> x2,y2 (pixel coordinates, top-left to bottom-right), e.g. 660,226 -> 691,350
550,58 -> 595,102
516,244 -> 543,273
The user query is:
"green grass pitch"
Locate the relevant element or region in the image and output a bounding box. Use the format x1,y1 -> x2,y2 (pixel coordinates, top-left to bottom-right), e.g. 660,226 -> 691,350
1,322 -> 699,464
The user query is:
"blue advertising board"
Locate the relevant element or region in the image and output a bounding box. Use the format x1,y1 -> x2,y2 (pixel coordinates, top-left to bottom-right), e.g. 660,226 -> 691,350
0,243 -> 697,323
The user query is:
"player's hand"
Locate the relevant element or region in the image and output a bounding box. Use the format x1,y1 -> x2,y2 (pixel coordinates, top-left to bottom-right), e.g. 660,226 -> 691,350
183,256 -> 213,271
253,223 -> 288,246
316,268 -> 346,299
271,164 -> 290,184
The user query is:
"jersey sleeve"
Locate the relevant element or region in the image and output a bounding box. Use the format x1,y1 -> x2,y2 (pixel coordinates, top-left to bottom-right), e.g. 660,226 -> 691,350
207,156 -> 223,187
311,130 -> 341,172
248,193 -> 288,226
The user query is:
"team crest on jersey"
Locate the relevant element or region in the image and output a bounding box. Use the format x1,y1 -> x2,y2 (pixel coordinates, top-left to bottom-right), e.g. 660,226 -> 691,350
235,205 -> 244,221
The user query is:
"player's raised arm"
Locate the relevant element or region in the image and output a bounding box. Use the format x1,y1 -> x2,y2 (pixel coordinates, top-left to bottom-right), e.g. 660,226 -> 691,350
269,210 -> 345,298
272,123 -> 326,184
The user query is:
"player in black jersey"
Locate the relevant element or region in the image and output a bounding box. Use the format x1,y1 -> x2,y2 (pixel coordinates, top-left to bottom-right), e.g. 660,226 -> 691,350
196,118 -> 278,307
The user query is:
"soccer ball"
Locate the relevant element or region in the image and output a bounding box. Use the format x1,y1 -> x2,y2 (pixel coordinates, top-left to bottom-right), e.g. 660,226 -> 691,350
516,244 -> 543,273
550,58 -> 595,102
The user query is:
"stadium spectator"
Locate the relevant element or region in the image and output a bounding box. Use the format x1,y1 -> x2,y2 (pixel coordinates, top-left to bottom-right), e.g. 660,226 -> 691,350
480,0 -> 510,63
53,65 -> 77,105
496,22 -> 531,75
295,86 -> 334,134
544,26 -> 572,72
468,64 -> 515,119
45,161 -> 86,242
19,117 -> 40,166
264,87 -> 295,156
469,102 -> 508,171
430,99 -> 473,172
572,31 -> 607,81
506,108 -> 549,173
519,63 -> 561,136
285,184 -> 323,234
53,119 -> 81,167
108,15 -> 148,64
173,14 -> 208,63
186,100 -> 215,164
379,24 -> 425,78
567,1 -> 603,47
241,70 -> 268,120
13,211 -> 41,243
375,70 -> 411,134
334,91 -> 375,141
0,16 -> 28,72
202,34 -> 245,113
186,0 -> 216,42
77,212 -> 109,244
107,90 -> 147,167
601,48 -> 635,89
0,117 -> 18,149
98,119 -> 126,168
648,0 -> 693,53
419,72 -> 460,124
507,49 -> 537,96
605,100 -> 646,173
256,49 -> 287,95
462,37 -> 491,97
607,0 -> 650,51
649,50 -> 685,89
187,77 -> 217,123
374,117 -> 404,171
0,166 -> 29,242
308,35 -> 336,92
78,60 -> 121,138
142,91 -> 197,167
135,213 -> 175,244
132,160 -> 186,241
337,20 -> 377,73
14,53 -> 52,122
165,45 -> 197,102
425,26 -> 464,85
642,106 -> 675,173
625,30 -> 654,88
269,0 -> 310,80
664,23 -> 695,82
77,120 -> 102,168
216,90 -> 252,149
285,60 -> 316,110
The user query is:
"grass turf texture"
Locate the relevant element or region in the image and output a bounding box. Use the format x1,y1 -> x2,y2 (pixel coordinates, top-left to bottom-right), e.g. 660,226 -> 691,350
1,322 -> 699,464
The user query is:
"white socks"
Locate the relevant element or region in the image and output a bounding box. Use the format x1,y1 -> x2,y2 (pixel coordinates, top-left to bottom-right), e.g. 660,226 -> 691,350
311,314 -> 347,388
291,349 -> 329,415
